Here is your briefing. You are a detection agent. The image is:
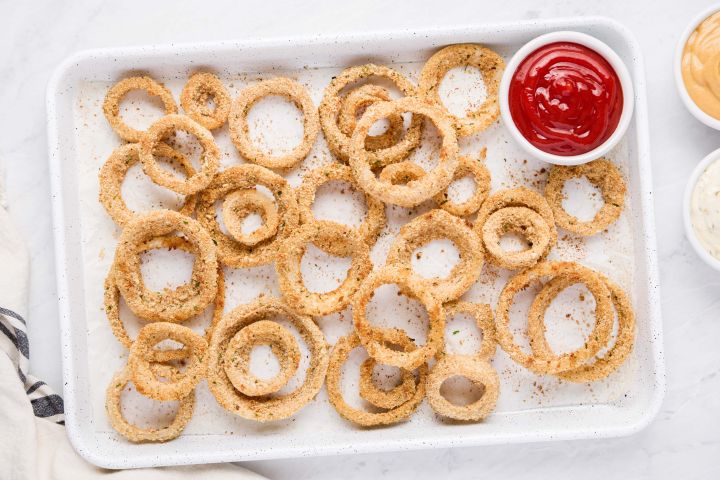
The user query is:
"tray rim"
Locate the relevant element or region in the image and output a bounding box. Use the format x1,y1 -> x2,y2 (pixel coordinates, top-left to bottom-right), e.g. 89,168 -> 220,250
46,15 -> 665,469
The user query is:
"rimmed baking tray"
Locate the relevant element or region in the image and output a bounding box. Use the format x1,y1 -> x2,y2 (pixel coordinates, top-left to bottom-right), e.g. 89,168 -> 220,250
46,16 -> 664,469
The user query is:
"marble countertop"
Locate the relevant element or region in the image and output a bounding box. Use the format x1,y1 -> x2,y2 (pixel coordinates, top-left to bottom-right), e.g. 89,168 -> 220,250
2,0 -> 718,478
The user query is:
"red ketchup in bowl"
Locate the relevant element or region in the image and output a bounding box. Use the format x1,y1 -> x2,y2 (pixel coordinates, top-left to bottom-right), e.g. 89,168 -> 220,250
508,41 -> 624,156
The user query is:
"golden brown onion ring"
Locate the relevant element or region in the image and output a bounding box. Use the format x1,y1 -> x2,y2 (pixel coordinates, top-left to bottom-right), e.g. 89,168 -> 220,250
103,76 -> 177,142
544,159 -> 626,236
180,72 -> 231,130
432,151 -> 491,217
419,44 -> 504,136
481,206 -> 552,270
442,301 -> 497,360
229,77 -> 319,170
221,189 -> 280,247
139,114 -> 220,195
337,84 -> 404,151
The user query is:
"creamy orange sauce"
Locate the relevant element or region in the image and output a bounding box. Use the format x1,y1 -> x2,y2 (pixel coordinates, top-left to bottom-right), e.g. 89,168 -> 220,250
683,11 -> 720,119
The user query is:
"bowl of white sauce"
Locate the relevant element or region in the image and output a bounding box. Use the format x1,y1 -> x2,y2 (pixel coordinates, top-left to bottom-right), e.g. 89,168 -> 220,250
684,146 -> 720,271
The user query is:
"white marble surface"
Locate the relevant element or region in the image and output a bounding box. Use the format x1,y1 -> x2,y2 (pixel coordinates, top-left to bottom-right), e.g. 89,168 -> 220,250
1,0 -> 719,478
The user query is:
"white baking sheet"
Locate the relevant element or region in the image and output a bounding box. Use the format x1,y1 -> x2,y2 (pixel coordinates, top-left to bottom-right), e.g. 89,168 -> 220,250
47,17 -> 664,468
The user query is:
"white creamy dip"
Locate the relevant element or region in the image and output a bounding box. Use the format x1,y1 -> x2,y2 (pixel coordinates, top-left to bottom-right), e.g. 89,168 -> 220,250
692,157 -> 720,259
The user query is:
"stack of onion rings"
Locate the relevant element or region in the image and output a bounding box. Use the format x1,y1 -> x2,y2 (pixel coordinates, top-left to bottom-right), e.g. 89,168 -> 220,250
207,297 -> 328,422
296,163 -> 386,246
103,76 -> 177,142
319,64 -> 423,166
419,44 -> 505,136
229,77 -> 319,170
99,143 -> 197,227
349,97 -> 460,207
386,209 -> 483,303
180,72 -> 231,130
474,187 -> 557,269
544,159 -> 627,236
196,164 -> 300,268
139,114 -> 220,195
337,84 -> 405,151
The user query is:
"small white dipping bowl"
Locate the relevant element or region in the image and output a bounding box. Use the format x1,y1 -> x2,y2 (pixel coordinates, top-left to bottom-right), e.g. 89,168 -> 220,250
499,31 -> 634,166
684,147 -> 720,272
674,3 -> 720,130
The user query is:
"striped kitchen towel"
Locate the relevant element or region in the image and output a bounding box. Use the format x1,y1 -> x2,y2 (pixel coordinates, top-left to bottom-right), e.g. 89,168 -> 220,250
0,306 -> 64,424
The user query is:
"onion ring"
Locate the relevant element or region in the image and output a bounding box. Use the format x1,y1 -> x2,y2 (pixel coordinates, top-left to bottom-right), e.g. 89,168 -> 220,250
207,297 -> 329,422
275,220 -> 372,316
319,64 -> 423,165
419,44 -> 505,136
442,301 -> 496,360
352,265 -> 444,370
105,364 -> 195,443
180,72 -> 231,130
196,164 -> 300,268
386,209 -> 483,303
544,158 -> 626,236
379,161 -> 426,185
326,329 -> 428,427
221,189 -> 280,247
139,114 -> 220,195
481,206 -> 552,270
223,320 -> 301,397
104,235 -> 224,359
296,163 -> 387,246
229,77 -> 319,170
337,84 -> 404,151
98,143 -> 197,228
103,76 -> 177,142
432,151 -> 491,217
495,261 -> 614,375
128,322 -> 208,401
474,186 -> 557,255
528,273 -> 635,382
426,355 -> 499,421
349,96 -> 459,207
112,210 -> 218,323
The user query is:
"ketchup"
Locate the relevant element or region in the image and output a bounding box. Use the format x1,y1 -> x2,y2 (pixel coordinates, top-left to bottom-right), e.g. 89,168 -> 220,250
508,42 -> 623,156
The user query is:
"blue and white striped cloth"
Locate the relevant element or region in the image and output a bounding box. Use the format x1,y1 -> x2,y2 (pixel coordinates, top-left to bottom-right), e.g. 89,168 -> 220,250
0,306 -> 64,424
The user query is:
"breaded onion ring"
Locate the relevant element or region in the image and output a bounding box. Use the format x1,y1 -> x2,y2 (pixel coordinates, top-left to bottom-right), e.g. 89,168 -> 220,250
229,77 -> 319,170
103,76 -> 177,142
442,301 -> 497,360
481,206 -> 552,270
112,210 -> 218,323
104,235 -> 224,359
128,322 -> 208,401
275,220 -> 372,316
221,189 -> 280,247
379,161 -> 426,185
207,297 -> 329,422
432,151 -> 491,217
419,44 -> 505,136
296,163 -> 386,246
337,84 -> 404,151
180,72 -> 231,130
105,364 -> 195,443
319,64 -> 423,165
544,159 -> 626,236
349,97 -> 459,207
98,143 -> 197,228
528,273 -> 635,382
196,164 -> 300,268
352,265 -> 444,370
495,262 -> 614,375
474,187 -> 557,255
358,357 -> 416,410
426,355 -> 499,421
386,209 -> 483,303
139,114 -> 220,195
326,330 -> 428,427
223,320 -> 301,397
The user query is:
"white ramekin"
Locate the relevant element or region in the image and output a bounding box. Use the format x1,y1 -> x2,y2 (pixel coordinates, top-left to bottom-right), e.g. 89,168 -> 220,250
684,147 -> 720,272
499,31 -> 634,166
674,3 -> 720,130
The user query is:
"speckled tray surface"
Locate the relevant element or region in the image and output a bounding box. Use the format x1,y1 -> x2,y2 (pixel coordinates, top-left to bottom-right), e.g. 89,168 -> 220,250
47,17 -> 664,469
